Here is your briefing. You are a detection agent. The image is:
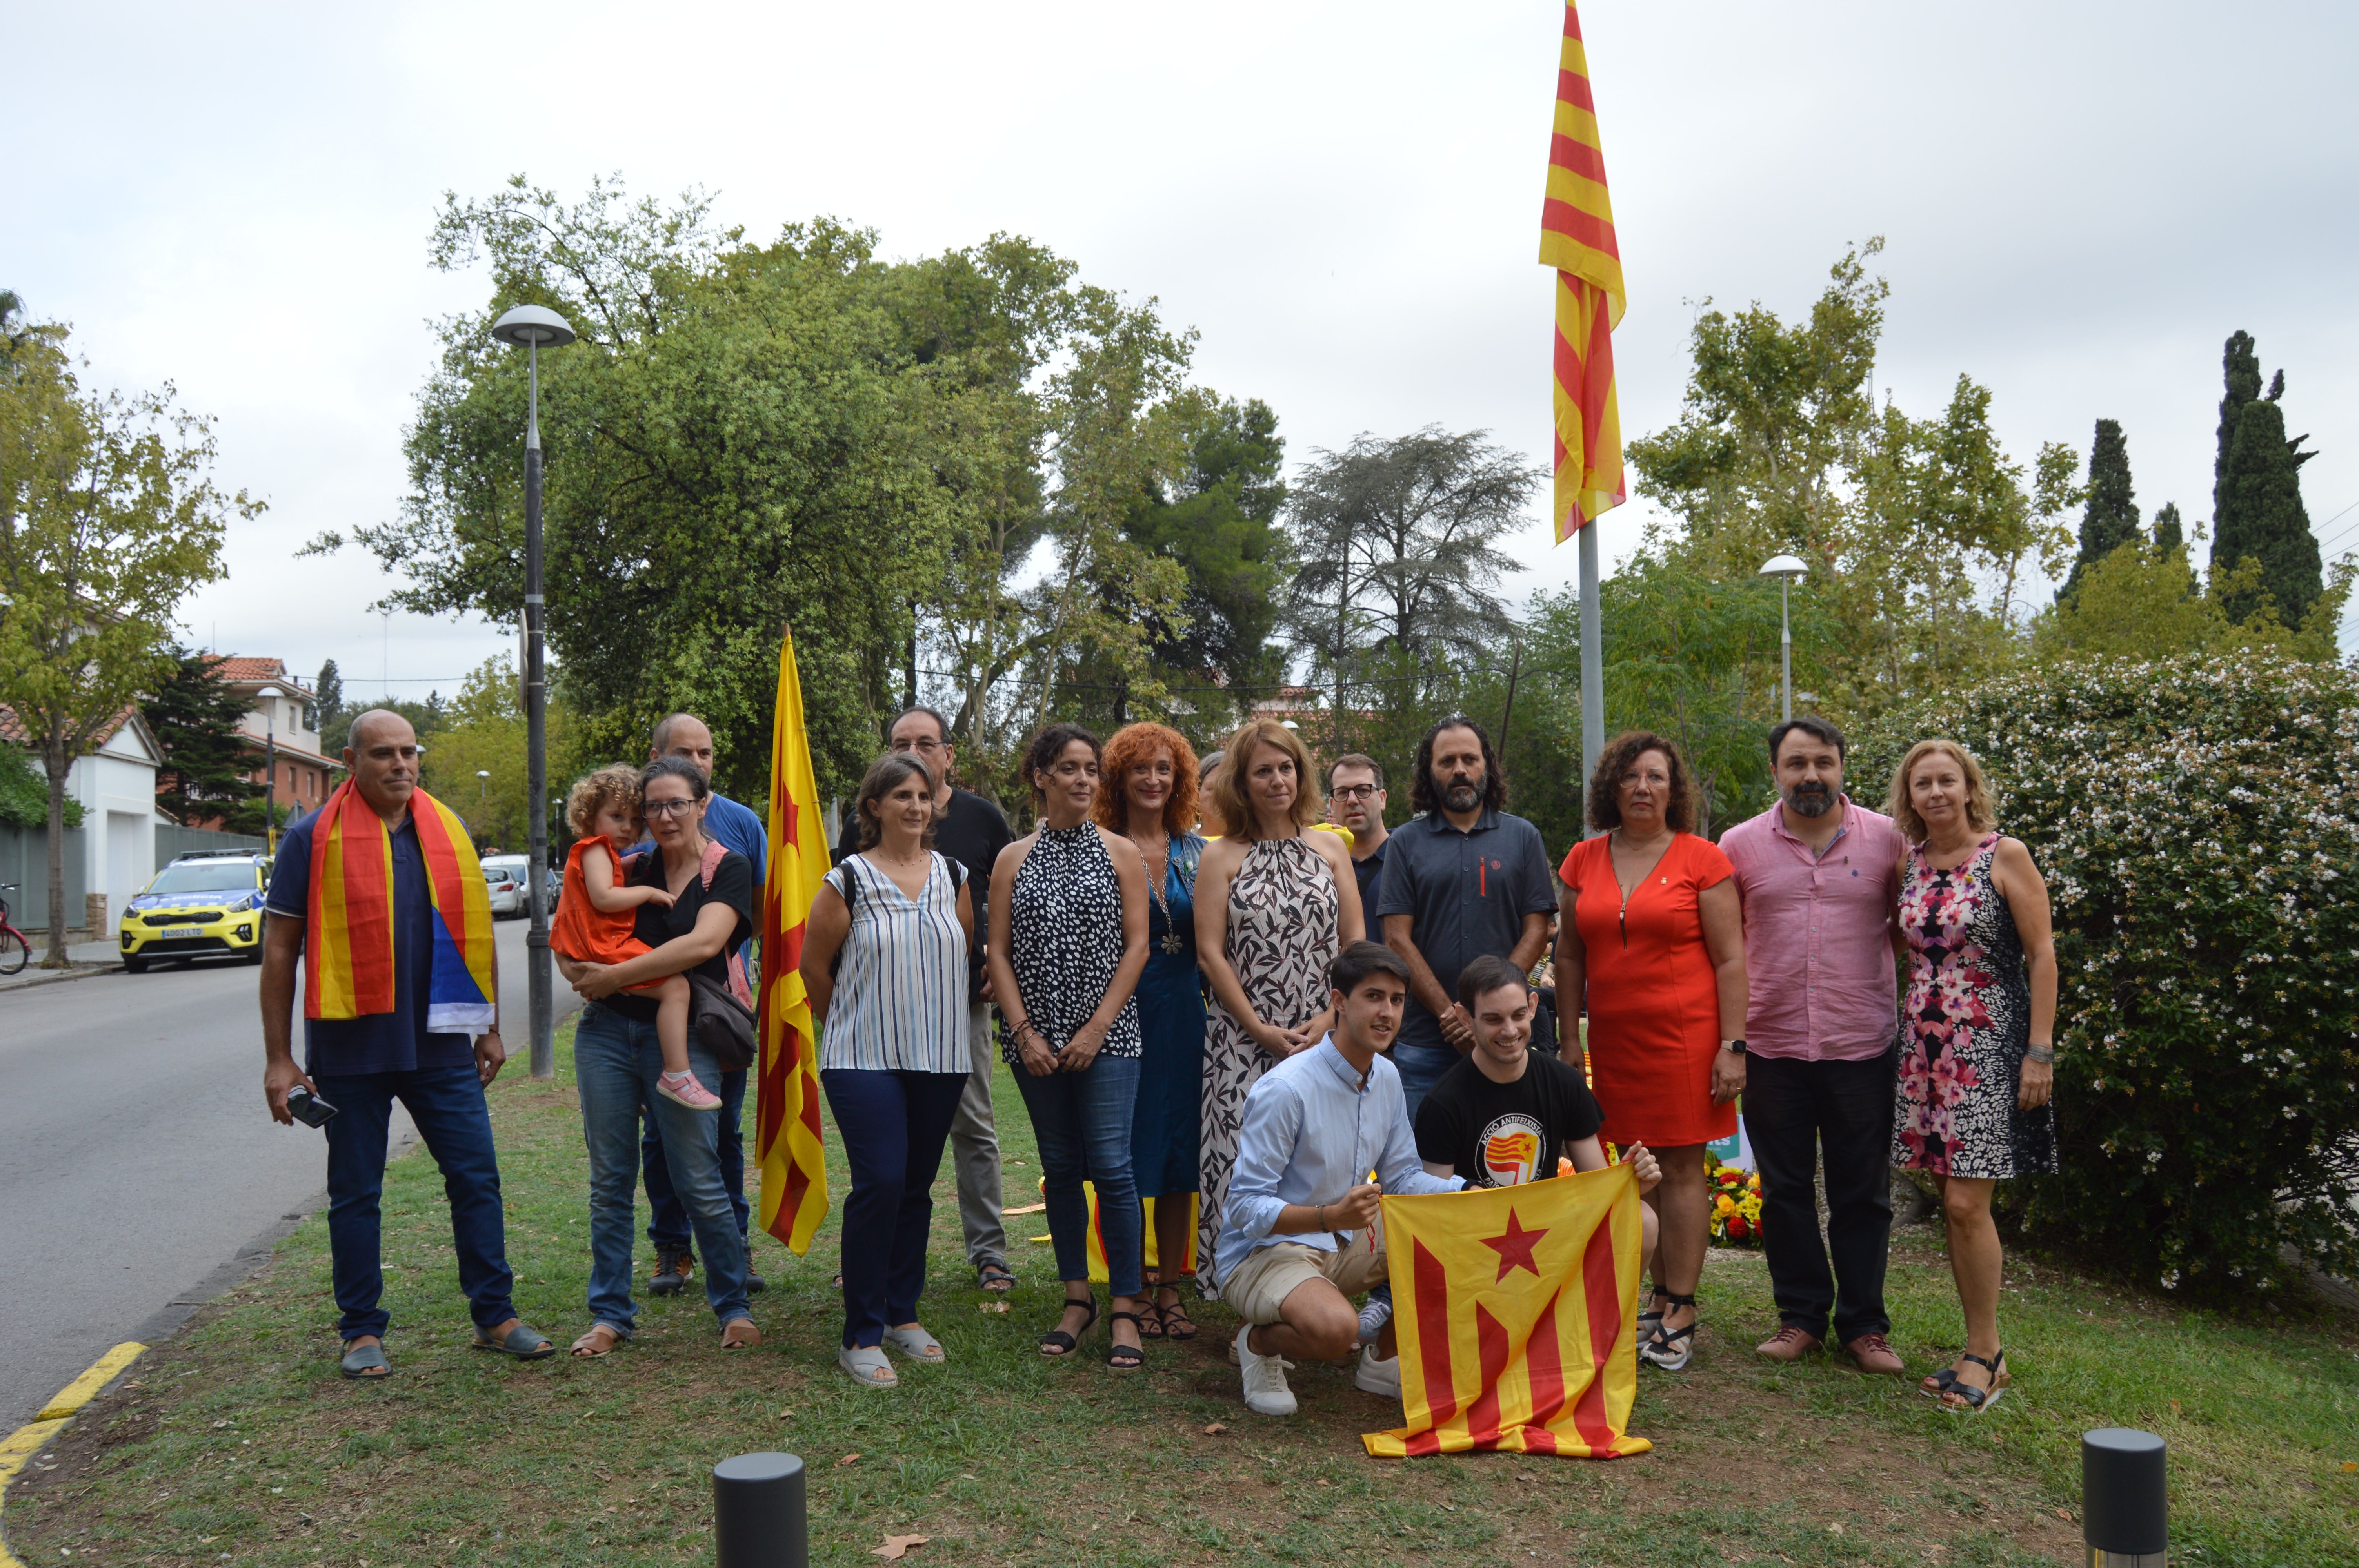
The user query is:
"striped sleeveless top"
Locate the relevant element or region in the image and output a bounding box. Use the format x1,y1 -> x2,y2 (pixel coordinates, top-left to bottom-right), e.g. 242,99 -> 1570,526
819,852 -> 968,1074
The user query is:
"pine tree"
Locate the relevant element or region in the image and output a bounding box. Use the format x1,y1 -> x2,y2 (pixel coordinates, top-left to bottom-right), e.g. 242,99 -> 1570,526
314,657 -> 342,733
2059,418 -> 2139,605
2213,385 -> 2323,625
2151,501 -> 2183,554
148,647 -> 262,828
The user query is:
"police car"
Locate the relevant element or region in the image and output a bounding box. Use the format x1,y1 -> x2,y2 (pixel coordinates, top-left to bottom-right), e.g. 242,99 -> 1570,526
118,849 -> 273,973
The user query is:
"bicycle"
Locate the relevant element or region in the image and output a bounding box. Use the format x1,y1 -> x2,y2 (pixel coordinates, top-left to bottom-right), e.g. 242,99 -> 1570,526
0,884 -> 29,976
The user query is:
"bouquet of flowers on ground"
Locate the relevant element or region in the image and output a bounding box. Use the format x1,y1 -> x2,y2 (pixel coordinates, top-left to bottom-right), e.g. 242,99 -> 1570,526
1706,1154 -> 1763,1245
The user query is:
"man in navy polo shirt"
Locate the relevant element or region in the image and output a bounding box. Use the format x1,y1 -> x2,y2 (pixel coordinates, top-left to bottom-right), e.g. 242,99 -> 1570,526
260,710 -> 551,1379
636,713 -> 769,1297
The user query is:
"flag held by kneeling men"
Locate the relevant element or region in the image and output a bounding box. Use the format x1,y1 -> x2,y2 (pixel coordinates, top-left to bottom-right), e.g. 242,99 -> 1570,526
1363,1161 -> 1651,1459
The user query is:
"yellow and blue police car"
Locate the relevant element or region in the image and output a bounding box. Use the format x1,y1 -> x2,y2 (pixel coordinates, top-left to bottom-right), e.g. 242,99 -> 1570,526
118,849 -> 273,973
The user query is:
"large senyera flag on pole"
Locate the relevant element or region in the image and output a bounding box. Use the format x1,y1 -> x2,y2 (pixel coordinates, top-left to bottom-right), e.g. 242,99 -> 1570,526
1541,0 -> 1627,543
1363,1163 -> 1652,1459
755,629 -> 831,1255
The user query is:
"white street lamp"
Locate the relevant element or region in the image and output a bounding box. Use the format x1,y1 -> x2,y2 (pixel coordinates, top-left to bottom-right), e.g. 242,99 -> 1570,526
1758,555 -> 1808,724
256,684 -> 284,853
491,302 -> 576,1081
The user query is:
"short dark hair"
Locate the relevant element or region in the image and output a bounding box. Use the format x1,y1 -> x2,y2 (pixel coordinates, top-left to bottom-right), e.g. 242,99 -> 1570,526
887,706 -> 952,745
1329,753 -> 1385,791
1586,730 -> 1696,834
1456,953 -> 1532,1011
1411,716 -> 1508,816
649,712 -> 707,753
1023,722 -> 1101,803
854,753 -> 937,851
1768,716 -> 1846,764
1329,939 -> 1410,994
640,754 -> 710,802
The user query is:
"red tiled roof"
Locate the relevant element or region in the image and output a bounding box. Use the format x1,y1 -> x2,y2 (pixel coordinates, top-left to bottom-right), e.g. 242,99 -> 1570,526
213,656 -> 305,689
0,702 -> 139,749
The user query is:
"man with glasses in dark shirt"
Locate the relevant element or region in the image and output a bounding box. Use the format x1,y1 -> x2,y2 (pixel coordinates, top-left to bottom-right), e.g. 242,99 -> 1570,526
832,706 -> 1018,1292
1327,753 -> 1390,916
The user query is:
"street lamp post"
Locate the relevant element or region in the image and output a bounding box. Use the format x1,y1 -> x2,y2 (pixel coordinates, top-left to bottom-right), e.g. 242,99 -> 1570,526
1758,555 -> 1808,724
256,684 -> 284,853
491,303 -> 576,1081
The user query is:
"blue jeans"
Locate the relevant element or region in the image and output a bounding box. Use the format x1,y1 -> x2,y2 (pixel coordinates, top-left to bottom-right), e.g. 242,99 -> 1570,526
575,1002 -> 750,1334
1015,1054 -> 1143,1298
821,1069 -> 969,1349
642,1066 -> 750,1253
1390,1042 -> 1458,1126
314,1063 -> 516,1342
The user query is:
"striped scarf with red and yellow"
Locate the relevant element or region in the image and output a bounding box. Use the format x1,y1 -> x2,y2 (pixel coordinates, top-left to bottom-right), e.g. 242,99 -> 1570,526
303,781 -> 495,1033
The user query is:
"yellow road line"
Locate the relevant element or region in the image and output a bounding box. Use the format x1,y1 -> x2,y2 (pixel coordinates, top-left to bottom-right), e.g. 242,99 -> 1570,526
0,1343 -> 146,1568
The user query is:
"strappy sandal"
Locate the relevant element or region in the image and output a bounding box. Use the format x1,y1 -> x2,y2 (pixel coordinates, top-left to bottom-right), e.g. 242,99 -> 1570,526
1637,1287 -> 1665,1345
976,1261 -> 1016,1294
1155,1284 -> 1199,1341
1919,1365 -> 1959,1399
1106,1310 -> 1147,1373
1040,1291 -> 1098,1357
1136,1276 -> 1168,1338
882,1324 -> 945,1364
838,1345 -> 898,1388
1939,1350 -> 2009,1414
1638,1291 -> 1697,1372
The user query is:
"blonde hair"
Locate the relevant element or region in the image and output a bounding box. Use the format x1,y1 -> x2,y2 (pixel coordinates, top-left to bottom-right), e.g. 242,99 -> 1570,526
565,764 -> 644,839
1886,739 -> 1997,843
1209,719 -> 1319,841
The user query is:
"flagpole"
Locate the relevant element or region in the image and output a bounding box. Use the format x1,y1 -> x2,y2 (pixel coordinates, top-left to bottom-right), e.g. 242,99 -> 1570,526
1579,521 -> 1603,837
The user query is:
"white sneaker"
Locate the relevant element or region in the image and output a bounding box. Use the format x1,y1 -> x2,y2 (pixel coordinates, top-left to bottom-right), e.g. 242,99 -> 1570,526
1354,1345 -> 1402,1397
1357,1294 -> 1393,1346
1236,1325 -> 1297,1416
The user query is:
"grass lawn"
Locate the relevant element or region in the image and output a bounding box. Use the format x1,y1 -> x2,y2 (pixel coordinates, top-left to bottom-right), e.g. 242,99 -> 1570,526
11,1020 -> 2357,1567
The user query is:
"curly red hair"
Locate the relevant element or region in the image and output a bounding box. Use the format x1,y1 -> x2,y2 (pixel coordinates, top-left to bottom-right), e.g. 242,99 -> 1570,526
1092,722 -> 1200,838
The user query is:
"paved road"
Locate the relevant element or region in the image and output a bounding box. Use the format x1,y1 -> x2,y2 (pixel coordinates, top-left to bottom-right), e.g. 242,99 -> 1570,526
0,918 -> 579,1428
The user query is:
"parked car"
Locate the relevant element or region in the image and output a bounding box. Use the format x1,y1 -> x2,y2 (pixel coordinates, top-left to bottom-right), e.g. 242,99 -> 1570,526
119,850 -> 274,973
483,864 -> 527,918
480,854 -> 559,916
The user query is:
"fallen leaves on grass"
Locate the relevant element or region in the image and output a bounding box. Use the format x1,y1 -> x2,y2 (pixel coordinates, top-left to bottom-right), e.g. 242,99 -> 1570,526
978,1302 -> 1009,1314
2342,1461 -> 2357,1474
1201,1423 -> 1227,1436
872,1535 -> 930,1560
838,1454 -> 862,1467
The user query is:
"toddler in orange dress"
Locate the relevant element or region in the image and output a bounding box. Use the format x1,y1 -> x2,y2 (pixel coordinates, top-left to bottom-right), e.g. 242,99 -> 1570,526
555,765 -> 719,1111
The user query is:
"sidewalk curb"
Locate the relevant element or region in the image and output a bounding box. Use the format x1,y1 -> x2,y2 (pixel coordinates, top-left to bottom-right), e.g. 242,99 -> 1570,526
0,1344 -> 145,1568
0,962 -> 119,994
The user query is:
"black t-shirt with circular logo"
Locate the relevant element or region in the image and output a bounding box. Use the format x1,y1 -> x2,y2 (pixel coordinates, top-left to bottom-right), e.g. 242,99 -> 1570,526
1413,1049 -> 1605,1187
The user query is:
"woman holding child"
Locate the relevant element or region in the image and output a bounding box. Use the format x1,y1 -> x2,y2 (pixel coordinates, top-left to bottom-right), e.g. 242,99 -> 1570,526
556,758 -> 758,1357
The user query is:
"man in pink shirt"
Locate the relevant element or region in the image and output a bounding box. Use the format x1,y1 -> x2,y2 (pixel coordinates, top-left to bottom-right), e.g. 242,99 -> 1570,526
1720,717 -> 1907,1376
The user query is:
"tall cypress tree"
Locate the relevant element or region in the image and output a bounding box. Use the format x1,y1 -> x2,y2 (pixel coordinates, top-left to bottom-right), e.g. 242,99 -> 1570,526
2213,381 -> 2323,625
2151,501 -> 2183,554
2059,418 -> 2139,605
2212,330 -> 2261,527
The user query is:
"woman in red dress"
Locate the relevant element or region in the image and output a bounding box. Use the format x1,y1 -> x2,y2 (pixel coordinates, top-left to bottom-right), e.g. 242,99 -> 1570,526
1554,731 -> 1749,1371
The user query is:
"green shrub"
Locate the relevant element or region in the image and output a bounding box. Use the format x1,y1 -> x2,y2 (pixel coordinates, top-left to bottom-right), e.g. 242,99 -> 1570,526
0,745 -> 85,829
1853,652 -> 2359,1291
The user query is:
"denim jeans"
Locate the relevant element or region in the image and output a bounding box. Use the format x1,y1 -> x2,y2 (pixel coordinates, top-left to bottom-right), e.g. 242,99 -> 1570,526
1743,1046 -> 1899,1344
314,1062 -> 516,1342
1389,1041 -> 1457,1126
575,1002 -> 750,1334
642,1065 -> 749,1253
1015,1054 -> 1143,1298
821,1068 -> 969,1348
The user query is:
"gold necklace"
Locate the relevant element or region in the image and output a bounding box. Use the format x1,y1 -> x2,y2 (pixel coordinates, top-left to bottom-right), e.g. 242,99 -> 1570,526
1128,830 -> 1183,955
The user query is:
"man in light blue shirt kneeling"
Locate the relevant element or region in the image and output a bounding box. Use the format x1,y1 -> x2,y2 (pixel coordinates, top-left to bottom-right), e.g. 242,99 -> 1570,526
1216,940 -> 1465,1416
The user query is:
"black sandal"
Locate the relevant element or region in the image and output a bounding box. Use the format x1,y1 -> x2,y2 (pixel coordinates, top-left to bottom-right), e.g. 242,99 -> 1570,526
1638,1290 -> 1697,1372
1155,1284 -> 1199,1341
1939,1350 -> 2009,1414
1106,1310 -> 1147,1372
1136,1275 -> 1167,1339
1040,1291 -> 1098,1357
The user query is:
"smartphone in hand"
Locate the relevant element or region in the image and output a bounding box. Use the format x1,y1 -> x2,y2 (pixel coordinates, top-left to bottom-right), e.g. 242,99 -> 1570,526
286,1087 -> 339,1129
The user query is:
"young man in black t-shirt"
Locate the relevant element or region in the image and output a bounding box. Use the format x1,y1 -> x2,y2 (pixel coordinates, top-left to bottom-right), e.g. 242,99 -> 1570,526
1415,955 -> 1660,1259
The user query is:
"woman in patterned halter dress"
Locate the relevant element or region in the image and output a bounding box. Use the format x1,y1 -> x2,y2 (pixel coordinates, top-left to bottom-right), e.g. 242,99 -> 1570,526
1887,739 -> 2058,1415
1191,720 -> 1367,1296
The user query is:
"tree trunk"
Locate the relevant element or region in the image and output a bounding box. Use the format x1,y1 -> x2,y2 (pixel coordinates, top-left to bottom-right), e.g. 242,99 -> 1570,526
42,719 -> 69,968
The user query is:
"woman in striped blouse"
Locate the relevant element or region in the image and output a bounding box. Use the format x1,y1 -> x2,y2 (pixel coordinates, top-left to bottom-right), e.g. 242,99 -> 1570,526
801,753 -> 975,1388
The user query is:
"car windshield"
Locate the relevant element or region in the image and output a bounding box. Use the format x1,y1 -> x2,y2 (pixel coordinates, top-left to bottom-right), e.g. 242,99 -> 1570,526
147,862 -> 260,897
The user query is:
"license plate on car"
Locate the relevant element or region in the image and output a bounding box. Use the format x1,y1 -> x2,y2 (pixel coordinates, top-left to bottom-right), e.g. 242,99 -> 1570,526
163,927 -> 200,939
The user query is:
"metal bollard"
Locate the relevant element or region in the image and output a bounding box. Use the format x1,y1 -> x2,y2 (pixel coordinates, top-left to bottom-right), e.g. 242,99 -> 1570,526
714,1451 -> 807,1568
2082,1428 -> 2167,1567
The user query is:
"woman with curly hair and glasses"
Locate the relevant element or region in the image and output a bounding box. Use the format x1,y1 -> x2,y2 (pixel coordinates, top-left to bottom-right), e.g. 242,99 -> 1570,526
1553,731 -> 1748,1372
1887,738 -> 2056,1415
1093,722 -> 1209,1339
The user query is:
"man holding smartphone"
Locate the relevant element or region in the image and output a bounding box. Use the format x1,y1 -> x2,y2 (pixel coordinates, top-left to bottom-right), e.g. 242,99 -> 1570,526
260,710 -> 552,1380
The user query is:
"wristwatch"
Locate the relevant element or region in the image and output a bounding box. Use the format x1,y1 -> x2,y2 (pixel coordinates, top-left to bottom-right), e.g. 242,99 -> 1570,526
1721,1038 -> 1747,1054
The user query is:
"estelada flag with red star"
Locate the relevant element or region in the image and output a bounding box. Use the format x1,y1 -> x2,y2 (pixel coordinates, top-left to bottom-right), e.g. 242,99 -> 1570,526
1363,1161 -> 1651,1459
754,628 -> 831,1255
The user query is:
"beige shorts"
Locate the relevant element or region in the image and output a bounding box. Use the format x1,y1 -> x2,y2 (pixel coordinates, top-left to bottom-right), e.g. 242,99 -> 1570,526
1222,1227 -> 1389,1326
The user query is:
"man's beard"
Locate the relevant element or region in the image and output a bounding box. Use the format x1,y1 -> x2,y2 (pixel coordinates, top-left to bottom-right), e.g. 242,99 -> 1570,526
1786,781 -> 1836,818
1440,776 -> 1482,811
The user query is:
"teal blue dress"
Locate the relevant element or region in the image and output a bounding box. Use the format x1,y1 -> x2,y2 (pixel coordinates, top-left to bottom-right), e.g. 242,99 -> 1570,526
1131,833 -> 1206,1198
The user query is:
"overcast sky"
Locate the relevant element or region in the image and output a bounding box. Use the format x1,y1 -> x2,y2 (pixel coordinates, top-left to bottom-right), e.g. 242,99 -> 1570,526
13,1 -> 2355,699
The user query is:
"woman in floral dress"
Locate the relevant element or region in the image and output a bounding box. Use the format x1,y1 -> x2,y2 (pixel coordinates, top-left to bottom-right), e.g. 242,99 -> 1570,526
1191,719 -> 1365,1297
1888,739 -> 2057,1414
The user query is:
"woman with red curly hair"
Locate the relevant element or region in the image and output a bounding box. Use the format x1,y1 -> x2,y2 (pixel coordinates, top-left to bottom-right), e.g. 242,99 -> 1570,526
1093,722 -> 1208,1339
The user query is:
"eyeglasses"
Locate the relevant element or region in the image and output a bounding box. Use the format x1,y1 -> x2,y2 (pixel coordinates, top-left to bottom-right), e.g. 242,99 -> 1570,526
643,798 -> 698,818
1330,784 -> 1381,802
891,735 -> 944,753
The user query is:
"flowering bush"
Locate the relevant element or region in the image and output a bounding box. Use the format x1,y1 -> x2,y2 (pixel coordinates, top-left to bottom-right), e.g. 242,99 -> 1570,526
1854,652 -> 2359,1290
1706,1155 -> 1763,1245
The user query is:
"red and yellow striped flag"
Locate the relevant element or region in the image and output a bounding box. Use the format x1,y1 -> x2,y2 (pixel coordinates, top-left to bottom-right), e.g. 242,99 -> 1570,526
1540,0 -> 1627,543
1364,1162 -> 1652,1459
755,630 -> 832,1255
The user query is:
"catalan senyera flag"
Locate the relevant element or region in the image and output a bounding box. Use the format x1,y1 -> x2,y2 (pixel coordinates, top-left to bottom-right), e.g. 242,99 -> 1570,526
1364,1162 -> 1652,1459
304,781 -> 493,1033
755,631 -> 832,1256
1541,0 -> 1627,543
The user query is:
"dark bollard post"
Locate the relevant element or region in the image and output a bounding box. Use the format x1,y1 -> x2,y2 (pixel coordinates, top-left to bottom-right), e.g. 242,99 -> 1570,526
2083,1428 -> 2167,1567
714,1452 -> 807,1568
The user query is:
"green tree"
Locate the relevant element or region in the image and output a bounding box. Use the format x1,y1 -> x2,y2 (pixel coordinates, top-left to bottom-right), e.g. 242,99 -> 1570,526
148,646 -> 263,829
2212,329 -> 2261,528
0,336 -> 253,960
312,657 -> 342,736
2212,359 -> 2323,625
2058,418 -> 2139,606
416,655 -> 576,852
